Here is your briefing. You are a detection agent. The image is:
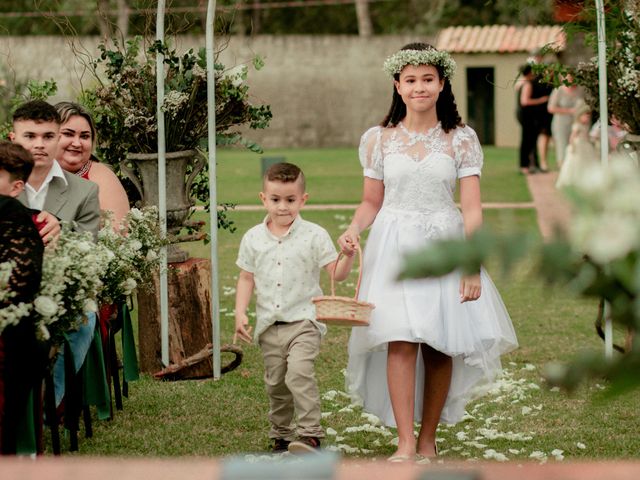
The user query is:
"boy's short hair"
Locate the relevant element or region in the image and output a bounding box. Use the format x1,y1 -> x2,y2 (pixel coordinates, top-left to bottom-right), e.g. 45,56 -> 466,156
263,162 -> 306,191
0,140 -> 34,182
12,100 -> 61,124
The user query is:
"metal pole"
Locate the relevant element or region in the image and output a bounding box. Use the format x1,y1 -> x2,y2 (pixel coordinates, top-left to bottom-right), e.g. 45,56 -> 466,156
595,0 -> 613,359
156,0 -> 170,366
206,0 -> 221,379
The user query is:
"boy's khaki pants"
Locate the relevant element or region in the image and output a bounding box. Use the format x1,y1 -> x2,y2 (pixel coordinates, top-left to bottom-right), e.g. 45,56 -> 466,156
258,320 -> 324,440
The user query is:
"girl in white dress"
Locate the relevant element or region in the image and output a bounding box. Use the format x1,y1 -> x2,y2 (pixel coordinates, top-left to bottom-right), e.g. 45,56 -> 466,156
338,43 -> 518,462
556,104 -> 598,189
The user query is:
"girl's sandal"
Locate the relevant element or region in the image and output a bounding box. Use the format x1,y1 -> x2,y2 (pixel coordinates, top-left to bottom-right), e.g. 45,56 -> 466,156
415,444 -> 438,465
387,454 -> 414,463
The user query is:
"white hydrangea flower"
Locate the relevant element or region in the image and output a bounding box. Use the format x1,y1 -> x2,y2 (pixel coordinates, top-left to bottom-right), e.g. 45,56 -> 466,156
121,278 -> 138,296
33,295 -> 59,317
583,215 -> 639,263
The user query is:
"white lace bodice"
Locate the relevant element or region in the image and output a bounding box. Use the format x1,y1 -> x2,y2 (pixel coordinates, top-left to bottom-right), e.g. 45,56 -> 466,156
359,122 -> 483,239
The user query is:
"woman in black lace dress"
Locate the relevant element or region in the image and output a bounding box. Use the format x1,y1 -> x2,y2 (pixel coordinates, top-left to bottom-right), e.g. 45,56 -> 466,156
0,195 -> 44,454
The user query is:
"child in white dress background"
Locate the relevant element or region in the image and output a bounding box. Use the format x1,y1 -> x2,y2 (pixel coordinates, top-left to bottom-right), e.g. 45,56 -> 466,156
556,104 -> 598,189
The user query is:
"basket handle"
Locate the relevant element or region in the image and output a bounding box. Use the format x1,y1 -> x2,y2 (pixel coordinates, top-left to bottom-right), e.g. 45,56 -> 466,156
330,244 -> 363,299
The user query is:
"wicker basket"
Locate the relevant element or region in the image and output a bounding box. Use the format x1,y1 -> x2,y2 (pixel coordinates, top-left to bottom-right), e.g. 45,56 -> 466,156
313,245 -> 374,327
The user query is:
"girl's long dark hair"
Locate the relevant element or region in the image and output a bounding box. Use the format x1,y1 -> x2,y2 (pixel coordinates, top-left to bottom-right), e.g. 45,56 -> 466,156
380,43 -> 463,133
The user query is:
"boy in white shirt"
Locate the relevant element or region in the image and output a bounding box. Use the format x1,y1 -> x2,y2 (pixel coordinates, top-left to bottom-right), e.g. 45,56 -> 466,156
235,162 -> 354,454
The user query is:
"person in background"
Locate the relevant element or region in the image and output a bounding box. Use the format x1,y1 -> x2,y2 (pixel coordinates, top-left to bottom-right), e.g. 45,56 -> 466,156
9,100 -> 100,418
556,104 -> 598,189
0,142 -> 45,455
547,74 -> 583,168
517,64 -> 548,174
589,115 -> 628,155
9,100 -> 100,237
55,102 -> 129,227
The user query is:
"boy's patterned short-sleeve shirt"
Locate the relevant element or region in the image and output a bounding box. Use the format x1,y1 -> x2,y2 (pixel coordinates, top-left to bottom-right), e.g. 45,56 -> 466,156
236,215 -> 338,340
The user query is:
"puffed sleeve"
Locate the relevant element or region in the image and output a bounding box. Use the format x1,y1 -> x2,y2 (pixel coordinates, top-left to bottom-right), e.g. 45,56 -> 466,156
454,126 -> 483,178
235,231 -> 255,273
359,126 -> 384,180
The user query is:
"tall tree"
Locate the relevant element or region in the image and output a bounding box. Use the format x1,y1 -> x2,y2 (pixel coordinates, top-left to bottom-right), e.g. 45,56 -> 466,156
355,0 -> 373,36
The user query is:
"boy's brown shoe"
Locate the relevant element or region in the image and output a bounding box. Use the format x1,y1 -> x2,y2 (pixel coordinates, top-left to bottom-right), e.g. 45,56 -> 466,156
272,438 -> 290,453
288,436 -> 321,454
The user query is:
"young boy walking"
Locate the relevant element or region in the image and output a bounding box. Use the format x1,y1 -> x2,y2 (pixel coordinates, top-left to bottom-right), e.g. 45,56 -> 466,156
234,162 -> 354,454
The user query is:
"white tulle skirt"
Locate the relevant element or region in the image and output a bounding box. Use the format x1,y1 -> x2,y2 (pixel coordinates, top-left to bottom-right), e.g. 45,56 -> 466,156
346,208 -> 518,426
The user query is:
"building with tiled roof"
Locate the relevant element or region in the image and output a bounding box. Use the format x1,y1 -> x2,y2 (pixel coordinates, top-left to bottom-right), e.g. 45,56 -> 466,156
434,25 -> 567,147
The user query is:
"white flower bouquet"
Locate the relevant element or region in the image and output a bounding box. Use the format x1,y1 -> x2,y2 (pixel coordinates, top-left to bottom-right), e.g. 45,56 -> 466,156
34,226 -> 112,344
0,261 -> 33,335
97,206 -> 165,305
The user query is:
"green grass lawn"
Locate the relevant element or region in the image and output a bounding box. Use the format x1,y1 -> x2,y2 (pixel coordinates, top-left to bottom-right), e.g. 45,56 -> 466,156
216,146 -> 531,205
66,208 -> 640,461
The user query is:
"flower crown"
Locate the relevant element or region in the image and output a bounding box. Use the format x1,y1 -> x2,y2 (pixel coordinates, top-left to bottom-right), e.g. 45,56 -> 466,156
383,49 -> 456,79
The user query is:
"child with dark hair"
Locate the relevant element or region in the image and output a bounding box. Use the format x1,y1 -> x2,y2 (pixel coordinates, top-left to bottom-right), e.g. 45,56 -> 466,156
338,43 -> 518,462
0,141 -> 35,198
234,162 -> 355,454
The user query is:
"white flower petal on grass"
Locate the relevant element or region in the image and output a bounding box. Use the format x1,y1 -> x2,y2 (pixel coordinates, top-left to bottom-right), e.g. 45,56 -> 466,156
456,431 -> 469,441
326,427 -> 337,436
550,386 -> 560,392
360,412 -> 382,425
336,443 -> 359,454
321,412 -> 333,419
509,449 -> 521,455
529,451 -> 547,461
522,363 -> 536,371
551,449 -> 564,461
521,406 -> 532,415
577,442 -> 587,450
464,441 -> 488,449
344,424 -> 392,436
321,390 -> 340,401
335,436 -> 345,442
338,407 -> 353,413
483,450 -> 509,462
389,437 -> 399,446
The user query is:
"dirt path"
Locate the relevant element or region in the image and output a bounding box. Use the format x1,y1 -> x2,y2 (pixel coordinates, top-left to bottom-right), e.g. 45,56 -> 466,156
525,171 -> 572,240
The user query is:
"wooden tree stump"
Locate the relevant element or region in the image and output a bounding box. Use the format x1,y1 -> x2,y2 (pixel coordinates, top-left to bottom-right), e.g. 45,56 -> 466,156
138,257 -> 216,379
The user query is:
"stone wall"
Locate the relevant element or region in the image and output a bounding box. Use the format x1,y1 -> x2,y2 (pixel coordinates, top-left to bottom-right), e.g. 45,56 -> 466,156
1,34 -> 528,148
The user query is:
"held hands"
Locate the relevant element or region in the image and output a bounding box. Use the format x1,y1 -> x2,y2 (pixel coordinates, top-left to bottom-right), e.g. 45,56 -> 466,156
233,312 -> 253,344
338,225 -> 360,257
459,273 -> 482,303
37,211 -> 61,245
